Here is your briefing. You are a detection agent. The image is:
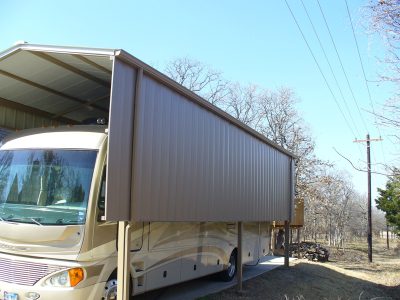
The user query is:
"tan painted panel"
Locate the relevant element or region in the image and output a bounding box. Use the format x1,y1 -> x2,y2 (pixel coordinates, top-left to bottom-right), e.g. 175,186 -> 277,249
131,75 -> 293,222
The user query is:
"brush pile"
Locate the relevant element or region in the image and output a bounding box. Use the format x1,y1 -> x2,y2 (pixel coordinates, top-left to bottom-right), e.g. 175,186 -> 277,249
290,242 -> 330,262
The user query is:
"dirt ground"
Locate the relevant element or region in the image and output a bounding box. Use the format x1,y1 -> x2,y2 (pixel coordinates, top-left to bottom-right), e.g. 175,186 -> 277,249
200,238 -> 400,300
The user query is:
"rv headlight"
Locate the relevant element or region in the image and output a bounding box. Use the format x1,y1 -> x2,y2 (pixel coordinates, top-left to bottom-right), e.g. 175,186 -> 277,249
45,268 -> 84,287
25,291 -> 40,300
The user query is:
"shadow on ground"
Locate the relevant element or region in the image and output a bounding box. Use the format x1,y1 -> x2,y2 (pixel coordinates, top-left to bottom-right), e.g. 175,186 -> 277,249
133,272 -> 238,300
200,262 -> 399,300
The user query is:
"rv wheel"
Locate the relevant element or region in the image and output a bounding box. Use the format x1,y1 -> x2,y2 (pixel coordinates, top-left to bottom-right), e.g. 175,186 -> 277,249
102,277 -> 118,300
219,249 -> 237,282
102,272 -> 132,300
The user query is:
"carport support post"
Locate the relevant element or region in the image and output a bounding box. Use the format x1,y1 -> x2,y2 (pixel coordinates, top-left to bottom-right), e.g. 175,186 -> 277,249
117,221 -> 131,300
237,221 -> 243,292
284,220 -> 290,268
297,228 -> 301,259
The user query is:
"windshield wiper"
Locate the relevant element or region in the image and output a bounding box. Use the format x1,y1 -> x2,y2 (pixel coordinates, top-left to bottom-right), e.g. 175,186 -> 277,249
5,217 -> 43,226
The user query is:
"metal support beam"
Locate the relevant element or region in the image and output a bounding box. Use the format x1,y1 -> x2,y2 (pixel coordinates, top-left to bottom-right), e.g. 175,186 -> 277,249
284,220 -> 290,268
0,69 -> 108,113
117,221 -> 131,300
72,54 -> 113,75
237,221 -> 243,292
31,51 -> 111,87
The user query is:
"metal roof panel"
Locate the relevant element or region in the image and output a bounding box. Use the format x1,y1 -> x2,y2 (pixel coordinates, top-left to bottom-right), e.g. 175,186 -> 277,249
0,44 -> 112,125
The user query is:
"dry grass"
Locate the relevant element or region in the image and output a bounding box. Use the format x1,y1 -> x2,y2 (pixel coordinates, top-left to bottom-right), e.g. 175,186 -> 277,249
200,238 -> 400,300
328,239 -> 400,287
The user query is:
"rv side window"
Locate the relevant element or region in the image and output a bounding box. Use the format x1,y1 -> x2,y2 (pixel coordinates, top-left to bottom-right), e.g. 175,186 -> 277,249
98,167 -> 106,211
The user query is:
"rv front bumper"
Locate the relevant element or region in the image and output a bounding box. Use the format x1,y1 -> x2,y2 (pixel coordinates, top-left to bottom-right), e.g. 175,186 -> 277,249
0,281 -> 105,300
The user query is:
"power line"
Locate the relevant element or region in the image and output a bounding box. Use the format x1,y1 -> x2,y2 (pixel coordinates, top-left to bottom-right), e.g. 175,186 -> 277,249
344,0 -> 378,125
284,0 -> 358,139
300,0 -> 362,140
316,0 -> 369,134
344,0 -> 388,166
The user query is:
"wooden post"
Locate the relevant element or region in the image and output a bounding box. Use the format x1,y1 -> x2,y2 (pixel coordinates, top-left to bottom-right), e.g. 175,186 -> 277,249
290,228 -> 293,244
367,134 -> 373,263
117,221 -> 131,300
270,227 -> 275,254
237,221 -> 243,292
354,134 -> 382,263
284,220 -> 290,268
297,228 -> 301,259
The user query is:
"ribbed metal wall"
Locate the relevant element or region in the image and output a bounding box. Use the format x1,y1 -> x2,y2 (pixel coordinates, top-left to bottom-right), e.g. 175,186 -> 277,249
0,107 -> 60,130
131,75 -> 293,222
106,58 -> 137,221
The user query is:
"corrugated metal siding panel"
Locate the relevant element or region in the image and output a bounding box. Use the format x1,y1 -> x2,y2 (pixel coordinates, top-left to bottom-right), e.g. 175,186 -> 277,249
106,59 -> 137,221
0,107 -> 61,129
132,75 -> 292,222
0,127 -> 10,141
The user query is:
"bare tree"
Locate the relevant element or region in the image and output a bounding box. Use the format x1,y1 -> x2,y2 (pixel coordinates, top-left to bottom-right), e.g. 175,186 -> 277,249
256,88 -> 300,147
302,169 -> 366,249
256,88 -> 326,208
347,193 -> 368,241
164,57 -> 229,106
366,1 -> 400,142
367,0 -> 400,82
224,83 -> 260,127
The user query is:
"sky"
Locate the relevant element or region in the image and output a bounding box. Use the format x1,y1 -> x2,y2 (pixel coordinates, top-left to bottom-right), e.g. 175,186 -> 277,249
0,0 -> 397,200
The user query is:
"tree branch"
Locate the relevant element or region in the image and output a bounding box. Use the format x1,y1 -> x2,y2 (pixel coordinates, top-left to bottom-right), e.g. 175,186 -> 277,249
333,148 -> 399,176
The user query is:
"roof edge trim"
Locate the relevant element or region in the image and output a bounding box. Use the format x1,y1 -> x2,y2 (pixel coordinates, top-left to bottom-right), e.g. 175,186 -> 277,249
0,43 -> 117,62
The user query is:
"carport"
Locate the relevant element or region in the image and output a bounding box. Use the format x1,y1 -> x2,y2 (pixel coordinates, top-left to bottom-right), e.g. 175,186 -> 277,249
0,43 -> 295,299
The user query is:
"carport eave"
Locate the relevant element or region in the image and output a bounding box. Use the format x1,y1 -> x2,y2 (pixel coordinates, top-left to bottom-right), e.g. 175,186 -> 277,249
0,43 -> 115,126
0,43 -> 118,62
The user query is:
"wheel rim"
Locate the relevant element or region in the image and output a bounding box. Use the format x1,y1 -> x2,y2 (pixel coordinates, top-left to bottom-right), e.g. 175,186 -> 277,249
227,253 -> 236,278
103,279 -> 118,300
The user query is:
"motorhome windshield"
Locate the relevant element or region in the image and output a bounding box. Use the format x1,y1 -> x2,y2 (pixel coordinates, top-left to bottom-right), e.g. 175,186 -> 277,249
0,149 -> 97,225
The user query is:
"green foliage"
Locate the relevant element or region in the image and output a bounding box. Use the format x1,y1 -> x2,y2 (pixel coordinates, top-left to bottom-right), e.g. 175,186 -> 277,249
375,170 -> 400,234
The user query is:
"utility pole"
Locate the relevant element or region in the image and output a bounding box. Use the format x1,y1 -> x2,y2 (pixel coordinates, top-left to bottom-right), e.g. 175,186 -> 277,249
354,134 -> 382,263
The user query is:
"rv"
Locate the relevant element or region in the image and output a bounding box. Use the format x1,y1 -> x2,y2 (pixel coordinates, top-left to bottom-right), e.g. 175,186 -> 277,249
0,126 -> 271,299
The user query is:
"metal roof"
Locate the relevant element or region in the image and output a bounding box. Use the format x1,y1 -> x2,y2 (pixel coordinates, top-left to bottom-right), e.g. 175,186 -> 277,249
0,43 -> 113,127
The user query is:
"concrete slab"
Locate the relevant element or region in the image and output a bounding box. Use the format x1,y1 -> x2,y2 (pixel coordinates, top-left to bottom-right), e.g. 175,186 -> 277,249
134,256 -> 296,300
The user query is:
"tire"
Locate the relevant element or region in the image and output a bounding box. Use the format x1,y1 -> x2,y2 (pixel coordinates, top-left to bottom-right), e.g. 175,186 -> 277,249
102,276 -> 117,300
219,249 -> 237,282
102,271 -> 132,300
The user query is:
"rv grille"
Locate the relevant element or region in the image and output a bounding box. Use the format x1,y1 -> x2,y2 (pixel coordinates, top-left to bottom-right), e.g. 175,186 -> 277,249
0,257 -> 65,286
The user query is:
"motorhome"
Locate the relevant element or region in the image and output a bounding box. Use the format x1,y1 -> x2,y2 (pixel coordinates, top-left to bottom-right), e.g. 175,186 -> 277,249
0,126 -> 271,300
